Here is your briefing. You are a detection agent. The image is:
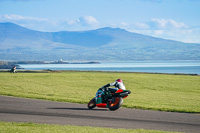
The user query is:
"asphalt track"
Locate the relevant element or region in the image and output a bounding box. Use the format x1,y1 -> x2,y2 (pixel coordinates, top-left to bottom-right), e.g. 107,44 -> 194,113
0,96 -> 199,133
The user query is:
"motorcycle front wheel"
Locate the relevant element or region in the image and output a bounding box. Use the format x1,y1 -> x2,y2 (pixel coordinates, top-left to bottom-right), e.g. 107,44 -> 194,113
88,98 -> 96,109
108,97 -> 123,111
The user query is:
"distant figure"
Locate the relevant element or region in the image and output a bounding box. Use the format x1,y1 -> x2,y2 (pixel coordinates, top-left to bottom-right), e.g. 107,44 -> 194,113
10,66 -> 17,73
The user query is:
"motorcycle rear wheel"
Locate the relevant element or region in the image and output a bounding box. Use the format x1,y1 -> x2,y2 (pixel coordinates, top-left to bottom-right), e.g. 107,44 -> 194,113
88,98 -> 96,109
108,97 -> 123,111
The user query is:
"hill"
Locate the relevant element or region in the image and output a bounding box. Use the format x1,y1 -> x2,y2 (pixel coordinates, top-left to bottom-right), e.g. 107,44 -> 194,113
0,22 -> 200,61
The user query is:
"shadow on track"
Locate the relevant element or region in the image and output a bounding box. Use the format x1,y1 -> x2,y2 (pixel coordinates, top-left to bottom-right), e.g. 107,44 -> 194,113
47,107 -> 108,111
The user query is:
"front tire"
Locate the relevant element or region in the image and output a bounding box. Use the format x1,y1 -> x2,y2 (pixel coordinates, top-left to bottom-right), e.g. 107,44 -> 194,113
108,97 -> 123,111
88,98 -> 96,109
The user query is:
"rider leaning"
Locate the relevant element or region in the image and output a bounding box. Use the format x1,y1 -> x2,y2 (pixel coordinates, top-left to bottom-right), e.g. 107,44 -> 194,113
96,79 -> 126,96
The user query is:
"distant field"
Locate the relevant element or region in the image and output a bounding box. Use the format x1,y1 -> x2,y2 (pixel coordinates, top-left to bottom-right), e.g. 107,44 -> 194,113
0,71 -> 199,113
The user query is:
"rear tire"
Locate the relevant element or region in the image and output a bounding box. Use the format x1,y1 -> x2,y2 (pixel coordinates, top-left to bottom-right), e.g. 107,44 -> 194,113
109,97 -> 123,111
88,98 -> 96,109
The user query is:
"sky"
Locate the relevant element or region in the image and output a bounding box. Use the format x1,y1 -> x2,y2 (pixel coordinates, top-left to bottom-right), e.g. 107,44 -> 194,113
0,0 -> 200,43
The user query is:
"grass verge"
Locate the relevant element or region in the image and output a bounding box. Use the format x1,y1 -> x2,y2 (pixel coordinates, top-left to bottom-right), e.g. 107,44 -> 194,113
0,121 -> 181,133
0,71 -> 199,113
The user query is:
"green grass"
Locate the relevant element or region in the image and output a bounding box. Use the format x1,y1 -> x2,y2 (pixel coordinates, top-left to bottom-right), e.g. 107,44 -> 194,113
0,71 -> 200,113
0,122 -> 181,133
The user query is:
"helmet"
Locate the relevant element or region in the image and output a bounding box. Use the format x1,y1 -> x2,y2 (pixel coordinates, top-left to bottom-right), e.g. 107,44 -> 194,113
115,79 -> 125,90
116,79 -> 122,82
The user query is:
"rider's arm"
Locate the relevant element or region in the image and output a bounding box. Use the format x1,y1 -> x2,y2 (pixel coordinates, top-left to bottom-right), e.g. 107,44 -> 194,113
103,83 -> 111,88
100,83 -> 110,90
101,81 -> 117,90
102,81 -> 115,88
109,81 -> 117,86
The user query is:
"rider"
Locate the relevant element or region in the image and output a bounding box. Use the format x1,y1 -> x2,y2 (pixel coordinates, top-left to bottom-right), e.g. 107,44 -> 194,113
96,79 -> 126,97
11,66 -> 16,73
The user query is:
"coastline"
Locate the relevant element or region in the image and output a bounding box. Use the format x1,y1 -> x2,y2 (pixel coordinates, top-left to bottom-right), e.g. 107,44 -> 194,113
0,69 -> 198,76
1,60 -> 199,75
0,61 -> 100,69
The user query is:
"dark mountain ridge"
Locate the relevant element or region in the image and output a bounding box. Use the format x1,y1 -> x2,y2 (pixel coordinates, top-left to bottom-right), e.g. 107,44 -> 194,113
0,22 -> 199,61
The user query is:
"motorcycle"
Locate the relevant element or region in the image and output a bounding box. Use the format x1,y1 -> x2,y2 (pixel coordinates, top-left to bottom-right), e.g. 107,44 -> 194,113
88,88 -> 131,111
10,67 -> 17,73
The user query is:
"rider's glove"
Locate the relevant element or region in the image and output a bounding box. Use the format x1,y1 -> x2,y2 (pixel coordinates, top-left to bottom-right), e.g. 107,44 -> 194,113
103,87 -> 109,92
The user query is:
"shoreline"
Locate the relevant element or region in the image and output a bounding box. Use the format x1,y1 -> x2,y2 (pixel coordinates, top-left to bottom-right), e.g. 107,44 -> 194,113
0,69 -> 198,76
0,61 -> 100,69
1,60 -> 199,76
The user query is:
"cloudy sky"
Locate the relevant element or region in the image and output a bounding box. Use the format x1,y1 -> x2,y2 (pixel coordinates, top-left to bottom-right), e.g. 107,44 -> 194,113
0,0 -> 200,43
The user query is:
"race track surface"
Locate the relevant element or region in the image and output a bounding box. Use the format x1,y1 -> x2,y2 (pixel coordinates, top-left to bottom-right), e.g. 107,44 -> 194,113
0,96 -> 199,133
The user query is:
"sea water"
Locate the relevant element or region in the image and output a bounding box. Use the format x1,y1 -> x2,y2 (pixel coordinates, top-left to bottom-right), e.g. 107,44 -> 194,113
19,61 -> 200,75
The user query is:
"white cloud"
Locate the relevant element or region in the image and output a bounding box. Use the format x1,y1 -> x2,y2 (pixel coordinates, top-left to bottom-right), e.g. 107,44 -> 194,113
66,19 -> 80,25
79,16 -> 99,27
62,16 -> 101,31
151,18 -> 168,28
168,19 -> 188,28
127,18 -> 200,43
0,14 -> 48,22
132,19 -> 188,31
120,22 -> 129,27
151,18 -> 188,29
0,14 -> 101,31
135,22 -> 150,29
154,30 -> 164,35
131,19 -> 188,31
0,14 -> 52,31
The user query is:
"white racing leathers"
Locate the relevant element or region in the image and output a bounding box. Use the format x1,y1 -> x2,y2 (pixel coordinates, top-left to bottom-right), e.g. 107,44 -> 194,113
108,81 -> 126,90
96,81 -> 126,97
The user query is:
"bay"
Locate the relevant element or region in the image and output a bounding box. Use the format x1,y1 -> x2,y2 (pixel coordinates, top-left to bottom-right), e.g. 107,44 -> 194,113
19,61 -> 200,75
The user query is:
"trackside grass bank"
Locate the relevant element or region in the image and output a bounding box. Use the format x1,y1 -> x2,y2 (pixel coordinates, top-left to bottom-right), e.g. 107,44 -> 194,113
0,122 -> 181,133
0,71 -> 199,113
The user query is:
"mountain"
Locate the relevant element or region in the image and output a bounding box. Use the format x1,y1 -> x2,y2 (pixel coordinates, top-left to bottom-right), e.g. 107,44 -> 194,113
0,22 -> 200,61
